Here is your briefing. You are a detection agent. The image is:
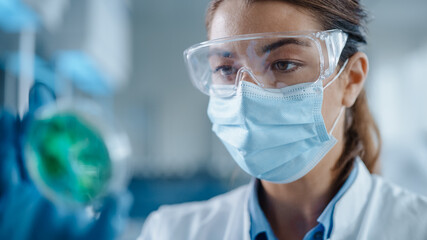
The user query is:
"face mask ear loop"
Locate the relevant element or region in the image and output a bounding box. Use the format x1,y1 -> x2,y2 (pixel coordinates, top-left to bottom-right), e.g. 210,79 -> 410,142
329,106 -> 345,135
323,59 -> 349,90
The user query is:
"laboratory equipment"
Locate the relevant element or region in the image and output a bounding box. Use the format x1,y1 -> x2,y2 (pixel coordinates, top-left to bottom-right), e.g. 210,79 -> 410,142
25,99 -> 130,206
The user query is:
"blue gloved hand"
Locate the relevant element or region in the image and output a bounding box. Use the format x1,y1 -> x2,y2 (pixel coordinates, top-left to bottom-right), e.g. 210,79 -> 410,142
0,82 -> 132,240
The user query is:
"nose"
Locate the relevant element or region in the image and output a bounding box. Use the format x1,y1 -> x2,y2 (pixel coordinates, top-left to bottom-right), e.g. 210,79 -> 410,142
236,67 -> 264,87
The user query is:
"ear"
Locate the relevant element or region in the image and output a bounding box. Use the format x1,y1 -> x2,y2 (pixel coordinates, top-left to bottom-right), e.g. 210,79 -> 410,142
341,52 -> 369,107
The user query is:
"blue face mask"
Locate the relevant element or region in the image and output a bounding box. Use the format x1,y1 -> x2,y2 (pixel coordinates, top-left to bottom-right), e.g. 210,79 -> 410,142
207,65 -> 346,183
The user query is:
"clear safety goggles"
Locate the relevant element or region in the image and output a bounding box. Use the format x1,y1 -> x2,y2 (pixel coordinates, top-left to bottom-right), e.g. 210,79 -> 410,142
184,29 -> 348,97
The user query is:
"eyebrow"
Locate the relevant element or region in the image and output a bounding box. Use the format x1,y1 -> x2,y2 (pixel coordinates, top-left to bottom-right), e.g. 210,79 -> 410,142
207,38 -> 311,58
262,38 -> 311,53
208,49 -> 235,58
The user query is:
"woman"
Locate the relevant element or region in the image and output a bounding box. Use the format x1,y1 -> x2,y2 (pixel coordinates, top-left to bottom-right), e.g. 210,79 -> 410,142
139,0 -> 427,239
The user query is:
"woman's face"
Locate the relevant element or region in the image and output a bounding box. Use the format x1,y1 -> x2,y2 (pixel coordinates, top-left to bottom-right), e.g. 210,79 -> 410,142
209,0 -> 346,135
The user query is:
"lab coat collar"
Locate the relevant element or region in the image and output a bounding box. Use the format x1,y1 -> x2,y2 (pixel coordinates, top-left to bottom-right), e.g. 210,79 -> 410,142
223,179 -> 252,240
330,157 -> 373,238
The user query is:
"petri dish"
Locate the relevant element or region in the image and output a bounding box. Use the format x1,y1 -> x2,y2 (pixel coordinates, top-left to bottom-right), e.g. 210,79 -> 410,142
25,100 -> 130,206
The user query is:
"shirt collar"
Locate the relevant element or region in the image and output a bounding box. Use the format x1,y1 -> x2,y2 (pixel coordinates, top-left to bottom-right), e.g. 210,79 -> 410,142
248,178 -> 277,239
317,161 -> 359,238
248,160 -> 360,240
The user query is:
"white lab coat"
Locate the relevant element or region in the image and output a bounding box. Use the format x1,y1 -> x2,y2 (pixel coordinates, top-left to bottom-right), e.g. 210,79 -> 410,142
138,159 -> 427,240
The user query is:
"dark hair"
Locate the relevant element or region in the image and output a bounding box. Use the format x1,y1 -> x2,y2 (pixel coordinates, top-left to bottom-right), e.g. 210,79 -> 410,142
205,0 -> 381,188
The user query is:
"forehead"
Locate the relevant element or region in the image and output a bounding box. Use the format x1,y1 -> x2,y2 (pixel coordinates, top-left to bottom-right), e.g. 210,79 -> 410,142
209,0 -> 323,40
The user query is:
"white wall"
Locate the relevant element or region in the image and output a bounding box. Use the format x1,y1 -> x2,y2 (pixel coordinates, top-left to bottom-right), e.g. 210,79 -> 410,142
366,0 -> 427,195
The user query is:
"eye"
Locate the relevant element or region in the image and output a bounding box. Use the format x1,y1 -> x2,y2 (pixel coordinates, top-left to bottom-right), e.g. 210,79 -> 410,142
214,65 -> 238,77
271,60 -> 301,73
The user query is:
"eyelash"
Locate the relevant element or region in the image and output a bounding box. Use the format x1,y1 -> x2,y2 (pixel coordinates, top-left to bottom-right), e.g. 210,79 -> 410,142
271,60 -> 302,73
214,65 -> 238,76
212,60 -> 302,77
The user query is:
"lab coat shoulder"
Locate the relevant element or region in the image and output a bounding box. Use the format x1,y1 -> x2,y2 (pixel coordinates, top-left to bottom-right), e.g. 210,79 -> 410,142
321,159 -> 427,239
138,184 -> 250,240
359,175 -> 427,239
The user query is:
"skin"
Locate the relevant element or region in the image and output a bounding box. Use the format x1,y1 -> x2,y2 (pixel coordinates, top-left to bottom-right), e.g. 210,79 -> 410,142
209,1 -> 368,239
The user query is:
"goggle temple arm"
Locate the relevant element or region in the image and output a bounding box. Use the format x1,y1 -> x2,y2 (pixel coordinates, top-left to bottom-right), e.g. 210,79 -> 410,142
323,31 -> 349,78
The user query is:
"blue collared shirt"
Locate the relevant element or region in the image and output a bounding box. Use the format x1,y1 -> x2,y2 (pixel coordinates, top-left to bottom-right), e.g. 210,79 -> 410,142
248,163 -> 359,240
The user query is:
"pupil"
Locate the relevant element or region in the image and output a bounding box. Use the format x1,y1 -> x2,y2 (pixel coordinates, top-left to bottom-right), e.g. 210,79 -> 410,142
278,62 -> 288,70
223,66 -> 232,74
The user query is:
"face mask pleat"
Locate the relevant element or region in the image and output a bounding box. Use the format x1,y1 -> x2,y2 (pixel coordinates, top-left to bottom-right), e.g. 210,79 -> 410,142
246,137 -> 324,173
213,124 -> 319,152
208,82 -> 324,126
259,139 -> 337,182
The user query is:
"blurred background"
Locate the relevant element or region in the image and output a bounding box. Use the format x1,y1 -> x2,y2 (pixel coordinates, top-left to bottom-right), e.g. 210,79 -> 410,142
0,0 -> 426,239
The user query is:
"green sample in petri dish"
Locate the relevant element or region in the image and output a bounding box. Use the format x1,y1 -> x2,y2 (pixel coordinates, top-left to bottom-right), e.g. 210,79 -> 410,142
27,112 -> 112,205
